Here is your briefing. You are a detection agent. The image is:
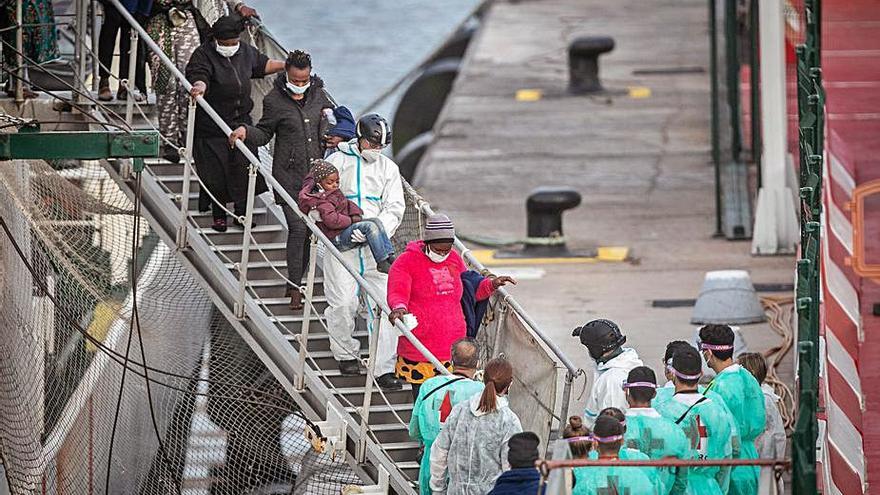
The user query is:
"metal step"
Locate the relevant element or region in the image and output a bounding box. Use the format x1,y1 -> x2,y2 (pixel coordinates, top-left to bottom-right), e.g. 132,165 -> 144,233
256,296 -> 328,317
380,442 -> 421,463
346,403 -> 413,425
212,242 -> 288,262
224,259 -> 287,280
157,174 -> 200,193
246,278 -> 325,299
333,385 -> 413,406
394,461 -> 421,482
368,423 -> 413,444
199,224 -> 286,244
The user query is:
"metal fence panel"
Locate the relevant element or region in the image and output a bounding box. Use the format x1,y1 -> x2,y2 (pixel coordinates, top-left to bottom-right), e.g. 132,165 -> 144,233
494,308 -> 560,450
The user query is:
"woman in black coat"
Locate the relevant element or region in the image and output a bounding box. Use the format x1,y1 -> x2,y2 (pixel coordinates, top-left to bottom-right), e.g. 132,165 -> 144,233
230,50 -> 335,309
186,14 -> 284,231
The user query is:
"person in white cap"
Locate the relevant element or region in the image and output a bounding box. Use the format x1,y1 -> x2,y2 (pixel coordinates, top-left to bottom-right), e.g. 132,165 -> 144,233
322,113 -> 404,390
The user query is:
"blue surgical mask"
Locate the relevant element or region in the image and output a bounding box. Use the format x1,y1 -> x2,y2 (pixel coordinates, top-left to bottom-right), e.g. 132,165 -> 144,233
286,76 -> 310,95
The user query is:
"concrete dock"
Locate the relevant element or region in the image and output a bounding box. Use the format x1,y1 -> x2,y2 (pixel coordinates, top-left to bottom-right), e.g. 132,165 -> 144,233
414,0 -> 795,412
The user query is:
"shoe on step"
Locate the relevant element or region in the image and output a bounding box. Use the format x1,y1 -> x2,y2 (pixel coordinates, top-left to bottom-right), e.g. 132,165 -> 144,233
338,359 -> 365,377
234,217 -> 256,230
375,373 -> 403,391
211,217 -> 227,232
98,81 -> 112,101
289,294 -> 303,311
162,146 -> 181,164
376,258 -> 393,274
118,86 -> 145,102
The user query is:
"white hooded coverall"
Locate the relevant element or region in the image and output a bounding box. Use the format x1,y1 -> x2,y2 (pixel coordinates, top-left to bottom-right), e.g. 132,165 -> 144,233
322,140 -> 405,375
584,347 -> 643,426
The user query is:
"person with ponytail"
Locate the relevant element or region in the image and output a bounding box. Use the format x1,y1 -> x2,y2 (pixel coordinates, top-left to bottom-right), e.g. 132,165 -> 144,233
429,358 -> 523,495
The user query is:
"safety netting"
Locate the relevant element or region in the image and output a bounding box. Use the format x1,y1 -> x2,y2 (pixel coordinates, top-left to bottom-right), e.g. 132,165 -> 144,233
0,155 -> 360,494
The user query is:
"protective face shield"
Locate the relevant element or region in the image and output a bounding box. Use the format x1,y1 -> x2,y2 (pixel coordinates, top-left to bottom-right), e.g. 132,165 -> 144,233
215,41 -> 240,58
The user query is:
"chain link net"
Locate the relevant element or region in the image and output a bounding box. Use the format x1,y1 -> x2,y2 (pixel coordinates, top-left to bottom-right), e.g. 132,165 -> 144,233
0,149 -> 359,494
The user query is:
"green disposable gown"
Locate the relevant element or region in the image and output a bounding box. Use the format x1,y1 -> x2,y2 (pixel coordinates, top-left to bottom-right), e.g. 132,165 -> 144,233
706,364 -> 766,495
653,391 -> 739,495
625,408 -> 694,495
409,374 -> 484,494
575,449 -> 657,495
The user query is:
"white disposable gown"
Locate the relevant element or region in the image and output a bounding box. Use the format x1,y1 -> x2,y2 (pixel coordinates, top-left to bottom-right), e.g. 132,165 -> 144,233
429,394 -> 523,495
322,140 -> 405,375
584,348 -> 643,426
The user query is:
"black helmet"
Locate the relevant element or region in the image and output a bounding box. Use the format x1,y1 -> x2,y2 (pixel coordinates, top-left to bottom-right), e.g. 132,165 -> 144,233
356,113 -> 392,147
572,319 -> 626,360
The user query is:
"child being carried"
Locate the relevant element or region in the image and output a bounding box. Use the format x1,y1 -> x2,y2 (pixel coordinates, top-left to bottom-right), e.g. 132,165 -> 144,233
298,160 -> 396,273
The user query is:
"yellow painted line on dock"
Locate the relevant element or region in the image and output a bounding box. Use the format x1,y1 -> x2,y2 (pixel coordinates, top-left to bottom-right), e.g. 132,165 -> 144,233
515,89 -> 543,101
628,86 -> 652,99
470,247 -> 630,266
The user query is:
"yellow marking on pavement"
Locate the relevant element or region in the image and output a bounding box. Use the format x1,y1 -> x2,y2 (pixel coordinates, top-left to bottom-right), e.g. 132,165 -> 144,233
628,86 -> 652,99
515,89 -> 543,101
597,246 -> 630,261
471,247 -> 630,266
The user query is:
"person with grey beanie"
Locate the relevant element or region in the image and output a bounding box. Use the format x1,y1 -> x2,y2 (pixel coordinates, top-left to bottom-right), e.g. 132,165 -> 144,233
388,213 -> 516,398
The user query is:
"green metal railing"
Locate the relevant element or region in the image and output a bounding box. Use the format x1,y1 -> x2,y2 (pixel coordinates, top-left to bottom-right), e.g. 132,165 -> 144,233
792,0 -> 822,493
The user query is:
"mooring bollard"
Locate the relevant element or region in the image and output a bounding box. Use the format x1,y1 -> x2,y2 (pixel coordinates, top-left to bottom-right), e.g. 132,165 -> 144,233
568,36 -> 615,94
691,270 -> 766,325
524,187 -> 582,255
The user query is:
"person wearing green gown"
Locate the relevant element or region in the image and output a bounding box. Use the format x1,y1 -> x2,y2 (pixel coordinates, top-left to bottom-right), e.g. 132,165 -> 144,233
699,325 -> 766,495
623,366 -> 693,495
409,339 -> 485,494
653,346 -> 739,495
573,415 -> 656,495
656,341 -> 696,403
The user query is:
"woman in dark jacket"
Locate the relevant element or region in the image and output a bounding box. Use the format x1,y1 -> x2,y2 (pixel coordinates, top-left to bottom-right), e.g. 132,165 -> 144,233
186,14 -> 283,231
230,50 -> 335,309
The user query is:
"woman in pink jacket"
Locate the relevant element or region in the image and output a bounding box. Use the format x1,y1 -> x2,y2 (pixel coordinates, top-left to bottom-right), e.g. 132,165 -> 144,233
387,214 -> 515,399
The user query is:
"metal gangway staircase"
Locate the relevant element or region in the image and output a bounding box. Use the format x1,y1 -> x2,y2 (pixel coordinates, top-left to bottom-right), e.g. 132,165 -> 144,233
79,1 -> 581,492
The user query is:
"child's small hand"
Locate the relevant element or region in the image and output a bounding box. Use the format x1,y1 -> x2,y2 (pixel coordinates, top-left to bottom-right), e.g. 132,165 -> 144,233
351,214 -> 362,223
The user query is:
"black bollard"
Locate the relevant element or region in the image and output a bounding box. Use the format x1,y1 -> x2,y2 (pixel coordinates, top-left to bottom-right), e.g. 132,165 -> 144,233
523,187 -> 582,256
568,36 -> 615,94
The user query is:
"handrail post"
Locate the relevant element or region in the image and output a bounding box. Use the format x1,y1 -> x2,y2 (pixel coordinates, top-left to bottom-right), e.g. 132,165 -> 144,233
90,0 -> 99,92
556,371 -> 575,441
13,0 -> 22,103
74,0 -> 88,105
356,306 -> 381,463
124,28 -> 138,126
234,164 -> 258,319
294,236 -> 318,391
491,299 -> 507,356
176,99 -> 196,249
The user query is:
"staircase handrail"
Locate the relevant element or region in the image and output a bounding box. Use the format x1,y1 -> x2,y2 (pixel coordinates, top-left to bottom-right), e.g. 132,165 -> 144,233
105,0 -> 451,377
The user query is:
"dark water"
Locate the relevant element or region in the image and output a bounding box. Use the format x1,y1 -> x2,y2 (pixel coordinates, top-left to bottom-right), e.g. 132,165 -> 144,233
258,0 -> 479,114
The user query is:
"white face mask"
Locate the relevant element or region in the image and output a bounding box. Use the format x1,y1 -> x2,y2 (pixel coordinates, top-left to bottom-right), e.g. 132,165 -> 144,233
361,148 -> 381,162
215,42 -> 240,58
425,246 -> 450,263
286,77 -> 310,95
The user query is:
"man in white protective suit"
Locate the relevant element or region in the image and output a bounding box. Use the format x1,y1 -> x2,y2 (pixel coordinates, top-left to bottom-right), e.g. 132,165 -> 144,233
572,319 -> 644,426
323,113 -> 405,390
